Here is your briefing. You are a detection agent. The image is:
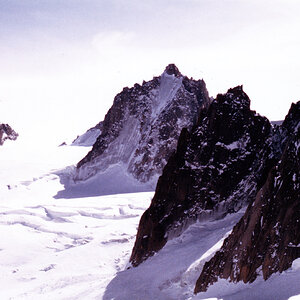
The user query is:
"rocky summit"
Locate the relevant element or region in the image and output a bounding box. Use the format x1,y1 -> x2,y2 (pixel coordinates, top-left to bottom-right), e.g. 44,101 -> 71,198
75,64 -> 210,185
0,123 -> 18,146
194,101 -> 300,293
130,86 -> 276,266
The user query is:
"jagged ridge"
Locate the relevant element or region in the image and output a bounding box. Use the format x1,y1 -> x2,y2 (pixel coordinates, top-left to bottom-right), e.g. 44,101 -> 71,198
130,86 -> 275,266
194,101 -> 300,293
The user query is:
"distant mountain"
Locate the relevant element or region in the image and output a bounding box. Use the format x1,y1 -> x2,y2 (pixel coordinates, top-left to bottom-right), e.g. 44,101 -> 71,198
130,86 -> 276,266
75,64 -> 210,188
0,123 -> 18,145
72,122 -> 103,147
195,101 -> 300,293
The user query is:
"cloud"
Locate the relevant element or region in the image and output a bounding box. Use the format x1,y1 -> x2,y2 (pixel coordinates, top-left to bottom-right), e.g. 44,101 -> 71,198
92,30 -> 136,52
1,0 -> 300,139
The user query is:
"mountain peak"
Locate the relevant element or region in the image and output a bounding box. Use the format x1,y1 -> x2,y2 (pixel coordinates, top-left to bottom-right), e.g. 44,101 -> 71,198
164,64 -> 182,77
194,101 -> 300,293
228,85 -> 243,94
0,123 -> 18,146
130,85 -> 273,267
73,65 -> 210,192
216,85 -> 250,110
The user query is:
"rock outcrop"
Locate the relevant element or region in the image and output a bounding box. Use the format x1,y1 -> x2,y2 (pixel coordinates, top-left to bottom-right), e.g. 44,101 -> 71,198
130,86 -> 275,266
0,123 -> 18,145
194,101 -> 300,293
75,64 -> 210,185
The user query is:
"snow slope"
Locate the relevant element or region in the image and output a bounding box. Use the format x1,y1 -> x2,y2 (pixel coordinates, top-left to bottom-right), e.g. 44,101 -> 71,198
71,128 -> 101,147
55,163 -> 156,199
104,210 -> 300,300
0,139 -> 300,300
0,186 -> 152,299
0,139 -> 153,299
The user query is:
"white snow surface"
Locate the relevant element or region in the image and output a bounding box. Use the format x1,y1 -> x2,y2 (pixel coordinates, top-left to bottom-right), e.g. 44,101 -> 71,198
153,71 -> 183,117
56,163 -> 157,198
71,128 -> 101,147
74,116 -> 142,183
1,138 -> 300,300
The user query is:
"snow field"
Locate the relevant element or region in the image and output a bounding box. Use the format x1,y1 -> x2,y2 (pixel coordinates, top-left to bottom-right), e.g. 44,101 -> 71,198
1,140 -> 300,299
0,139 -> 152,299
0,174 -> 152,299
103,210 -> 245,300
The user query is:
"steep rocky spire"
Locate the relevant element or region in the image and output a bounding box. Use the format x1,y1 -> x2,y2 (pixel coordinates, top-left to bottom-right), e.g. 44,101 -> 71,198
164,64 -> 182,77
130,87 -> 273,266
74,64 -> 209,188
194,101 -> 300,293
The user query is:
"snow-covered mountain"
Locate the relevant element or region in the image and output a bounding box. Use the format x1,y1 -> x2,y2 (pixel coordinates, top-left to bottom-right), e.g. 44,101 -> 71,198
195,101 -> 300,293
2,139 -> 300,299
0,123 -> 18,145
74,64 -> 210,188
129,88 -> 300,295
130,86 -> 275,266
1,82 -> 300,299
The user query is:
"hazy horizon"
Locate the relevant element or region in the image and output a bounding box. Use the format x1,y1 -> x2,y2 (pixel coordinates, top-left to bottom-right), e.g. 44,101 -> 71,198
1,0 -> 300,145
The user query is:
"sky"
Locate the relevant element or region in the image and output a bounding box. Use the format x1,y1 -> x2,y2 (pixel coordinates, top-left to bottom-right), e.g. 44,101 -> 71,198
1,0 -> 300,145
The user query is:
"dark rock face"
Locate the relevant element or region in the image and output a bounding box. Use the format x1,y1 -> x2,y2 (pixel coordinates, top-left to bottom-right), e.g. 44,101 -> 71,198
0,123 -> 18,145
194,101 -> 300,293
76,64 -> 210,183
130,86 -> 274,266
165,63 -> 182,77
